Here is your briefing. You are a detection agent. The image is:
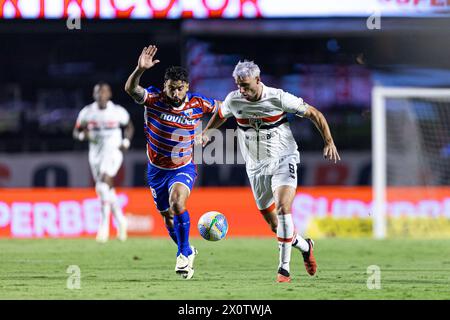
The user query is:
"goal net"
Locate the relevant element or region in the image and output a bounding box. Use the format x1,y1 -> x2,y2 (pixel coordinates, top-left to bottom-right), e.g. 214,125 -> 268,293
372,87 -> 450,239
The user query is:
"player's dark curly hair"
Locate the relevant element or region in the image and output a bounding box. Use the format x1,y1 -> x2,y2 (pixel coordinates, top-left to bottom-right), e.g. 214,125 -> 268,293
164,66 -> 189,83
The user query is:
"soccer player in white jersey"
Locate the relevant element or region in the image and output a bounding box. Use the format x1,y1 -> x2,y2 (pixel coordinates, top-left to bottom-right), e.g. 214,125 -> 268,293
73,82 -> 135,243
201,61 -> 340,282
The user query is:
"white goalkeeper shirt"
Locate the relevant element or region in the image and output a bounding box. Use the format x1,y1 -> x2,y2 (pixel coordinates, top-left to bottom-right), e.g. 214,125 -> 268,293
75,101 -> 130,160
218,84 -> 309,168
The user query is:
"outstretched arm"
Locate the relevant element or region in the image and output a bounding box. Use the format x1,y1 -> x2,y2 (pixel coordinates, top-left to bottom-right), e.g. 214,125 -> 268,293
125,45 -> 160,104
303,105 -> 341,163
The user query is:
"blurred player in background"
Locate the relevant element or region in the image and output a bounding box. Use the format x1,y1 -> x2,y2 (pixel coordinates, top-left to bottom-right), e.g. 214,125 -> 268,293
124,45 -> 219,280
201,61 -> 340,283
73,82 -> 134,243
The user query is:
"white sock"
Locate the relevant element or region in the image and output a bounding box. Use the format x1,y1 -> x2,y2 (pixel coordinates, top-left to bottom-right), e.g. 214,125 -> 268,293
95,182 -> 111,228
110,188 -> 126,223
100,202 -> 111,227
292,233 -> 310,253
277,214 -> 294,273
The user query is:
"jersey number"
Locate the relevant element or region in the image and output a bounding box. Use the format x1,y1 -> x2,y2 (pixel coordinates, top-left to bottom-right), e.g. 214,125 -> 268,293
288,163 -> 295,174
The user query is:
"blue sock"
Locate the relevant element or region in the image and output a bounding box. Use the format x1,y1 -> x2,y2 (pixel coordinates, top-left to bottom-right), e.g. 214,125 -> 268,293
173,211 -> 192,257
165,225 -> 178,245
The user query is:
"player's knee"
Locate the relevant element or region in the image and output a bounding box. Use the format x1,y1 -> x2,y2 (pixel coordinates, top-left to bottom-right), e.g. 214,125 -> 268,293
169,191 -> 187,215
100,174 -> 114,188
169,200 -> 186,215
95,181 -> 110,201
276,205 -> 291,216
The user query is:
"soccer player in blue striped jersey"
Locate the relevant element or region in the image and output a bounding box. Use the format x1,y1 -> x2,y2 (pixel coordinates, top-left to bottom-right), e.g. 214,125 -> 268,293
125,45 -> 219,280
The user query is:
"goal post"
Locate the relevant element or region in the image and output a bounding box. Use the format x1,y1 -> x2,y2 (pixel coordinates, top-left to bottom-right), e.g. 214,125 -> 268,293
371,86 -> 450,239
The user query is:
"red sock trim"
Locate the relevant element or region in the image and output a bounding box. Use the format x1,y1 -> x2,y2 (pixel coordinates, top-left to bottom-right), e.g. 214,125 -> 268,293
277,237 -> 293,243
260,203 -> 275,215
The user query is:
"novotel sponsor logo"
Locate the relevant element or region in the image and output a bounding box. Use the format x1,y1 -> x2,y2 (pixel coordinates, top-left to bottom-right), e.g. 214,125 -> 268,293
160,113 -> 196,126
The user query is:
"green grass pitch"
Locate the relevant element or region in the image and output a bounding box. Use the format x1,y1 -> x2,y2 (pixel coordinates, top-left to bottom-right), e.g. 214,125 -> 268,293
1,237 -> 449,299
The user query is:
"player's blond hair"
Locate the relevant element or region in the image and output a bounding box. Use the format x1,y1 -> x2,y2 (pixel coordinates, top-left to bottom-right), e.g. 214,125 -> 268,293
232,60 -> 261,80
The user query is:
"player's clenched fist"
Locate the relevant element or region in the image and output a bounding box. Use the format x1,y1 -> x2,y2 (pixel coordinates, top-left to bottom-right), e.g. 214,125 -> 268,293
194,132 -> 211,147
138,45 -> 160,70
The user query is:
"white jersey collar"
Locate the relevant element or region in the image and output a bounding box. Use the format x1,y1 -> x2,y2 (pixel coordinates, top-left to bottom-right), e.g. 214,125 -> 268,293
259,83 -> 267,100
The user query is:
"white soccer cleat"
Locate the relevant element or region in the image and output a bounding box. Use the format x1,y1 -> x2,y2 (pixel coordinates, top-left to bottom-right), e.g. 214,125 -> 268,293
175,254 -> 189,274
175,253 -> 194,280
96,224 -> 109,243
188,246 -> 198,270
183,246 -> 198,280
117,218 -> 128,242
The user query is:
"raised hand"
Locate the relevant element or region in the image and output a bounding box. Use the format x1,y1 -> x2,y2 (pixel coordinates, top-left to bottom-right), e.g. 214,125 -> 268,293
138,45 -> 160,70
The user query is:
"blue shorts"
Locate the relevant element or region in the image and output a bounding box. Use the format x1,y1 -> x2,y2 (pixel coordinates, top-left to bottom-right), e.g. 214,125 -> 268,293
147,162 -> 197,212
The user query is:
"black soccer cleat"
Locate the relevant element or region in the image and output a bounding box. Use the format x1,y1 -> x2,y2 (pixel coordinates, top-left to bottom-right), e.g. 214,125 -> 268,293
302,238 -> 317,276
277,267 -> 291,283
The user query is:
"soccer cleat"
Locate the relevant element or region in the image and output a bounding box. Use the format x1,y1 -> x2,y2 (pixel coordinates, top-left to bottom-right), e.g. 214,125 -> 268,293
188,246 -> 198,270
175,254 -> 194,280
117,218 -> 128,242
96,224 -> 109,243
302,238 -> 317,276
276,267 -> 291,283
184,246 -> 198,280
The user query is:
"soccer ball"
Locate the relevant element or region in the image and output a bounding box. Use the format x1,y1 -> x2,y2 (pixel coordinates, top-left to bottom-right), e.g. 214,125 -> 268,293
197,211 -> 228,241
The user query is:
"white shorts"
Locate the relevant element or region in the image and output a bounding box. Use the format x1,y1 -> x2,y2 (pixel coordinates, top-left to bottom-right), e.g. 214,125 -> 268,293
246,153 -> 299,211
89,149 -> 123,181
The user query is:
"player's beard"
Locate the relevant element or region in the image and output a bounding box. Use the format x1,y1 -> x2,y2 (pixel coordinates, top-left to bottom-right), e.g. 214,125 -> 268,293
168,96 -> 185,108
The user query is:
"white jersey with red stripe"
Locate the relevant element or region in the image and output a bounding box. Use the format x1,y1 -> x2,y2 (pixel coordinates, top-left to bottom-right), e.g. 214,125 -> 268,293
75,101 -> 130,161
218,83 -> 309,169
